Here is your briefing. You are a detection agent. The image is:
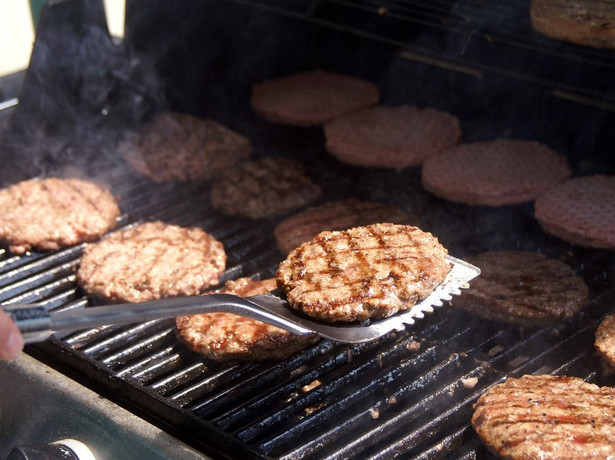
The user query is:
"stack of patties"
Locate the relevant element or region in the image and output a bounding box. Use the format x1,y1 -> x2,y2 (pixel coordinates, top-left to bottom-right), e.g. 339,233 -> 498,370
119,111 -> 252,183
0,177 -> 121,254
175,277 -> 320,362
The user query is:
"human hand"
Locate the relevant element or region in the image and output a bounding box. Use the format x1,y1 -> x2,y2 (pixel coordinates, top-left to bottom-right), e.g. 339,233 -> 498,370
0,309 -> 24,360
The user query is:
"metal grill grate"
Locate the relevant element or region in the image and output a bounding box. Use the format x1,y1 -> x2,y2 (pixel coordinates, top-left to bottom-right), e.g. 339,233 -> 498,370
1,0 -> 614,458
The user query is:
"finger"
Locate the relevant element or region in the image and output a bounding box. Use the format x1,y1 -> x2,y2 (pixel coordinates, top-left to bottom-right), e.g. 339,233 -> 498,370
0,309 -> 24,360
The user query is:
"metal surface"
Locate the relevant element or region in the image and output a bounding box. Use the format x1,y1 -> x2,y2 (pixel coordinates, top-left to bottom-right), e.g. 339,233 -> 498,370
4,255 -> 479,344
0,0 -> 613,459
0,354 -> 208,459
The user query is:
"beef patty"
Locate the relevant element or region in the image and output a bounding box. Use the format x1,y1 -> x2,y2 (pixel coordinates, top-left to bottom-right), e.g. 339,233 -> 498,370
250,70 -> 380,126
210,157 -> 321,219
175,277 -> 319,362
534,175 -> 615,250
324,105 -> 461,168
453,251 -> 589,327
276,223 -> 451,322
531,0 -> 615,49
595,314 -> 615,368
472,374 -> 615,459
274,198 -> 417,254
0,177 -> 120,254
77,221 -> 226,303
421,139 -> 571,206
119,112 -> 251,182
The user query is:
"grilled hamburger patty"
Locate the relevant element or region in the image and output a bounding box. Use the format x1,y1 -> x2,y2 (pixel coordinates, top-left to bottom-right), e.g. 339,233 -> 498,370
595,314 -> 615,368
276,223 -> 451,322
421,139 -> 571,206
210,157 -> 321,219
0,177 -> 120,254
175,278 -> 319,362
77,221 -> 226,303
531,0 -> 615,49
250,70 -> 380,126
274,198 -> 417,254
119,112 -> 251,182
324,105 -> 461,168
472,375 -> 615,459
453,251 -> 588,327
534,175 -> 615,250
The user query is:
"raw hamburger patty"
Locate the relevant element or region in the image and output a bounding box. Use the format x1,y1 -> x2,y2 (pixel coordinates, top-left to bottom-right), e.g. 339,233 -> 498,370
210,157 -> 321,219
175,277 -> 319,362
250,70 -> 380,126
274,198 -> 417,254
421,139 -> 571,206
472,374 -> 615,459
119,112 -> 251,182
324,105 -> 461,168
276,223 -> 451,322
534,175 -> 615,250
531,0 -> 615,49
77,221 -> 226,303
0,177 -> 120,254
595,314 -> 615,368
453,251 -> 589,327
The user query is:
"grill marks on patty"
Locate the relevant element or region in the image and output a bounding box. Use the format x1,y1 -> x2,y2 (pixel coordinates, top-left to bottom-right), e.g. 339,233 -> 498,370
77,221 -> 226,303
0,177 -> 120,254
277,223 -> 450,322
472,375 -> 615,459
175,278 -> 319,362
211,157 -> 322,219
119,112 -> 252,182
274,198 -> 417,254
453,251 -> 588,327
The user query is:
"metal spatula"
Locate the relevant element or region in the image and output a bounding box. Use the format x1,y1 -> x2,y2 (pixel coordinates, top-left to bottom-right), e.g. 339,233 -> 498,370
3,255 -> 479,345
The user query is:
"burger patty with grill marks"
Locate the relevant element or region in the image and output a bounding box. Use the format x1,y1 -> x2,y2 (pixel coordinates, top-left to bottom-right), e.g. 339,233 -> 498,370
274,198 -> 417,254
211,157 -> 321,219
119,112 -> 252,182
276,223 -> 451,322
472,375 -> 615,459
453,251 -> 588,327
175,277 -> 320,362
77,221 -> 226,303
0,177 -> 120,254
595,313 -> 615,368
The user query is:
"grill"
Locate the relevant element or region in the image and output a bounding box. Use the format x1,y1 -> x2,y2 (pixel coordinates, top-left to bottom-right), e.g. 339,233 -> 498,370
1,0 -> 615,458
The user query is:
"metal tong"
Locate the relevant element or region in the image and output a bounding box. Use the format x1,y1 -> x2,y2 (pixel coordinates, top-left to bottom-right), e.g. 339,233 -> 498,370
3,255 -> 479,345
